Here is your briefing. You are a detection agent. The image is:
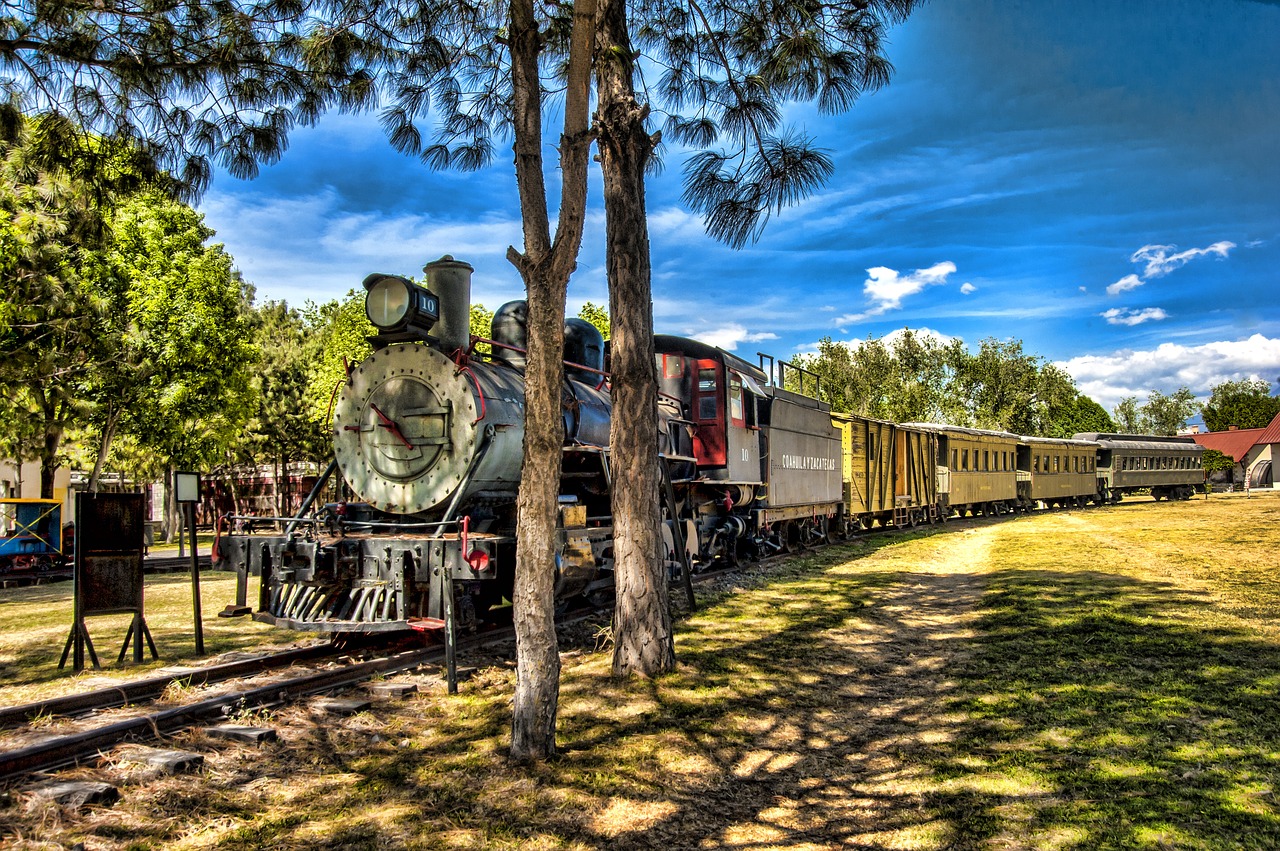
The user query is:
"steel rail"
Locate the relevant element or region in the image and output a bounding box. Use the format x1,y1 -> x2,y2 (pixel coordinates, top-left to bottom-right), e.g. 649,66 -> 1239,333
0,644 -> 343,730
0,646 -> 445,782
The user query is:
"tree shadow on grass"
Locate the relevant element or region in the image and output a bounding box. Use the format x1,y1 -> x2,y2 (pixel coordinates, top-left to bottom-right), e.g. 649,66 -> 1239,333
918,569 -> 1280,849
547,562 -> 1280,849
15,542 -> 1280,850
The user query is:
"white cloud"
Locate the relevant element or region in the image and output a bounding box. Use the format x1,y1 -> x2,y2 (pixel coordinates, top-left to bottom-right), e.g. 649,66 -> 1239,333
1106,274 -> 1144,296
835,260 -> 957,323
798,326 -> 959,355
1130,240 -> 1235,278
960,282 -> 976,295
882,326 -> 958,347
647,206 -> 712,244
1097,240 -> 1237,302
1100,307 -> 1168,326
689,324 -> 780,351
200,189 -> 525,308
1057,333 -> 1280,411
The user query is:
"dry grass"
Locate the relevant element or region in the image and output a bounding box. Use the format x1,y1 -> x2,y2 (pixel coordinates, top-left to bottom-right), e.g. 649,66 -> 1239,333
2,491 -> 1279,849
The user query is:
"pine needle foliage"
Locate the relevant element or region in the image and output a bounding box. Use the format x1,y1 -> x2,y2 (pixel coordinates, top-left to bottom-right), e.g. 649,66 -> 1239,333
637,0 -> 919,246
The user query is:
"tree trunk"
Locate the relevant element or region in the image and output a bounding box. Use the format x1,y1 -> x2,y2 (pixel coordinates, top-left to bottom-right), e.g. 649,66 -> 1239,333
227,458 -> 243,518
510,270 -> 567,760
506,0 -> 596,761
39,424 -> 61,500
163,465 -> 179,544
89,405 -> 121,494
596,0 -> 676,677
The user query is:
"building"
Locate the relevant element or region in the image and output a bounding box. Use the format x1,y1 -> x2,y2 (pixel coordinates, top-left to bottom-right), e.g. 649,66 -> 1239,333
0,460 -> 71,505
1191,411 -> 1280,489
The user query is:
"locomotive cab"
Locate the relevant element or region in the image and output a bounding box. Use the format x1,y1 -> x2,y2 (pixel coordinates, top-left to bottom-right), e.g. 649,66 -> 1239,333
654,335 -> 766,483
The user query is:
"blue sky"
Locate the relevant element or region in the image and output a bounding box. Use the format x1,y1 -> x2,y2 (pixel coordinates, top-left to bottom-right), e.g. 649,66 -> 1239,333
198,0 -> 1280,414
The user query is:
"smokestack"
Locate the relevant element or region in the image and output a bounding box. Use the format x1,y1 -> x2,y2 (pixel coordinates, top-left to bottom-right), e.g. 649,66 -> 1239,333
424,255 -> 474,354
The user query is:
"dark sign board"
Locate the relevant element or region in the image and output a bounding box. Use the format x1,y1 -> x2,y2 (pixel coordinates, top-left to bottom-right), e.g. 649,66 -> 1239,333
75,492 -> 145,615
60,492 -> 155,670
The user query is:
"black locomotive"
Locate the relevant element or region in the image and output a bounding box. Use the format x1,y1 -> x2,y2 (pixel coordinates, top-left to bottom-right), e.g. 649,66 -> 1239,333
215,255 -> 1204,633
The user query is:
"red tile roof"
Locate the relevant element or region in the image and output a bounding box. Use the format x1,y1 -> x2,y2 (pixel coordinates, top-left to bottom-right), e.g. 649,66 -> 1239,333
1191,410 -> 1280,461
1259,410 -> 1280,446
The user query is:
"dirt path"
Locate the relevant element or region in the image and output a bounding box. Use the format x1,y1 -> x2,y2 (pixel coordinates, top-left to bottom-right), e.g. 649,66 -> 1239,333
596,526 -> 999,850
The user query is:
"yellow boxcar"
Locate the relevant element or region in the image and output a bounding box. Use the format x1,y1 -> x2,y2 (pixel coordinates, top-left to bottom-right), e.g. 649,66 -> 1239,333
832,415 -> 939,529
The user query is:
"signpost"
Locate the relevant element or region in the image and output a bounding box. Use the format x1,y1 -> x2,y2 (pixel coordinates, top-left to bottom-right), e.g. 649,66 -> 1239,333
176,472 -> 205,656
60,492 -> 154,671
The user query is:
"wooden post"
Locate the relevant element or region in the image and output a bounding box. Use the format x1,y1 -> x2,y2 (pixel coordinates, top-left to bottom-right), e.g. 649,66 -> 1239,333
187,502 -> 205,656
442,564 -> 457,694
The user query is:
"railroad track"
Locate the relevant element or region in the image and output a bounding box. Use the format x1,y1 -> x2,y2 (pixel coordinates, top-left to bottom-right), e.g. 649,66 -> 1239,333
0,614 -> 548,784
143,553 -> 213,573
0,643 -> 447,782
0,643 -> 345,730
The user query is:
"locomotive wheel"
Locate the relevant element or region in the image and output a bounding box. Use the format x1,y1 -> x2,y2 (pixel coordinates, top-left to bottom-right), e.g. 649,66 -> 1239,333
724,544 -> 740,569
786,521 -> 805,552
777,523 -> 794,554
826,519 -> 841,545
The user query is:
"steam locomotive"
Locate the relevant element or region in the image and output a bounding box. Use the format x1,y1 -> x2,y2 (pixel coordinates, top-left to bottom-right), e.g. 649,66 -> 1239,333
215,255 -> 1205,634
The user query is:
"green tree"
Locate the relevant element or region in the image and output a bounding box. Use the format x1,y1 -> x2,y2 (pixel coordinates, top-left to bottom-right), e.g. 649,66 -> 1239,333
83,190 -> 258,499
577,301 -> 610,341
1051,394 -> 1115,437
1113,397 -> 1142,433
97,192 -> 257,537
470,303 -> 495,338
0,113 -> 139,497
793,335 -> 949,421
242,300 -> 325,515
1201,378 -> 1280,432
0,3 -> 377,193
595,0 -> 921,679
793,337 -> 874,415
955,338 -> 1042,433
1201,448 -> 1236,481
1140,387 -> 1198,436
795,333 -> 1107,438
302,292 -> 376,428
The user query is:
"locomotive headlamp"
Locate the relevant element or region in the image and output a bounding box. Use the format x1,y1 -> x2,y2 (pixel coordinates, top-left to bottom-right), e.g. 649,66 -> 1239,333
363,273 -> 440,342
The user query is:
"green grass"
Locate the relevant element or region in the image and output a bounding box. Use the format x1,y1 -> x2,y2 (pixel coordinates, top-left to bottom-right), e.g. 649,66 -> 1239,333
1,492 -> 1278,850
0,571 -> 304,704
